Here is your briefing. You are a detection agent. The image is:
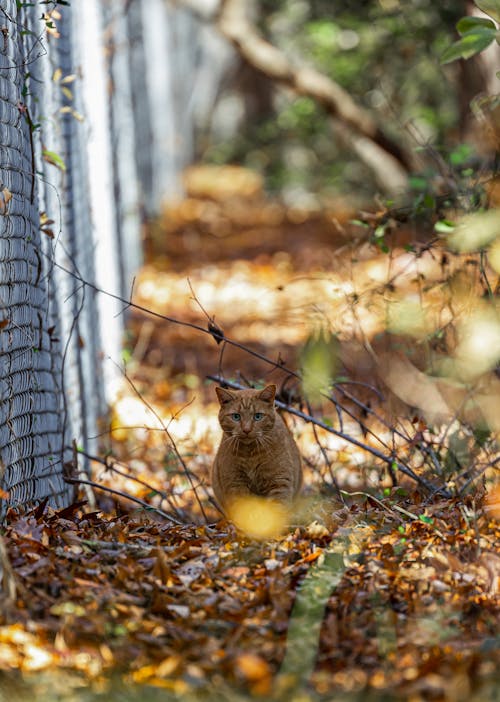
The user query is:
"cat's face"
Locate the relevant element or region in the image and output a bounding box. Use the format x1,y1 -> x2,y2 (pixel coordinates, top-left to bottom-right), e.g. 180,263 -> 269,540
216,385 -> 276,444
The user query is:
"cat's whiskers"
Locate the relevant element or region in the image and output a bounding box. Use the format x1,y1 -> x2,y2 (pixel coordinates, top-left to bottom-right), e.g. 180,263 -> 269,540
227,433 -> 242,454
256,432 -> 272,449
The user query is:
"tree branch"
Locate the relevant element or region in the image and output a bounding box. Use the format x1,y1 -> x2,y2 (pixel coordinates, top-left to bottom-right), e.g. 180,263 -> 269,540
64,477 -> 185,524
176,0 -> 413,193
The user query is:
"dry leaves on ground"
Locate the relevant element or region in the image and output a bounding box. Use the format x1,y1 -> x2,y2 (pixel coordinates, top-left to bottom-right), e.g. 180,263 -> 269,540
0,490 -> 499,701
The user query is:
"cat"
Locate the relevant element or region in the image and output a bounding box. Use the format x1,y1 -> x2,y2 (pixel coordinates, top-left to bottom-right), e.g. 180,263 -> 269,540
211,384 -> 303,515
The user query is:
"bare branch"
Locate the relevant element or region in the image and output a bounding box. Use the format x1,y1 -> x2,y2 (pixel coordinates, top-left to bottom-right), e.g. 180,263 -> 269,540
48,256 -> 299,375
64,476 -> 184,524
115,361 -> 211,525
177,0 -> 412,192
73,448 -> 188,520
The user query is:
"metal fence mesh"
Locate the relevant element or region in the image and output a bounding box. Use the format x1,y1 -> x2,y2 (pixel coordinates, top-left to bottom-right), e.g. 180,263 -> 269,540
0,0 -> 68,513
0,0 -> 231,517
0,2 -> 110,516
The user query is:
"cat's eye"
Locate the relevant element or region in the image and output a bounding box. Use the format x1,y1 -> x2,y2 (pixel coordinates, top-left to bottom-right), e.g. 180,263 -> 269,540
231,413 -> 241,421
254,412 -> 264,421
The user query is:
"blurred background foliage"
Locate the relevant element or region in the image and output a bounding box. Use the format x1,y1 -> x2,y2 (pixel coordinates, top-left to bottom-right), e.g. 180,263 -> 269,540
197,0 -> 497,206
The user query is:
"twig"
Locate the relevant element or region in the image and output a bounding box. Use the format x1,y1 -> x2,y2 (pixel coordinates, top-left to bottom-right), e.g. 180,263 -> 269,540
340,490 -> 404,523
47,257 -> 295,376
73,448 -> 187,520
457,455 -> 500,497
328,385 -> 397,454
115,361 -> 211,524
306,398 -> 345,504
187,277 -> 212,321
64,476 -> 184,524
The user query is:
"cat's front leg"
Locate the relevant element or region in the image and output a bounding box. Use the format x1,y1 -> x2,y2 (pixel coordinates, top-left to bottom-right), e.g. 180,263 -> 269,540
265,480 -> 295,503
216,478 -> 253,514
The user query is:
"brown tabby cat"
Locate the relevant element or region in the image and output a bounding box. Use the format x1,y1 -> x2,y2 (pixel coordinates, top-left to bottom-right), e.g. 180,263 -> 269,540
211,384 -> 303,513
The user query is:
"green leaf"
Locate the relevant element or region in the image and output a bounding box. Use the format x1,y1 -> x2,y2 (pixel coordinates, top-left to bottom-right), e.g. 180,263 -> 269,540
441,28 -> 496,64
121,347 -> 132,364
423,193 -> 436,209
301,332 -> 339,403
472,425 -> 491,447
456,16 -> 496,35
434,219 -> 456,234
449,142 -> 474,166
474,0 -> 500,22
42,149 -> 66,171
419,515 -> 434,525
408,175 -> 428,191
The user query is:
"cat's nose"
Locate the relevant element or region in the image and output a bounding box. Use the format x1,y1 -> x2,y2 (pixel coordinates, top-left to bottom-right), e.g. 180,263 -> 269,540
242,424 -> 252,434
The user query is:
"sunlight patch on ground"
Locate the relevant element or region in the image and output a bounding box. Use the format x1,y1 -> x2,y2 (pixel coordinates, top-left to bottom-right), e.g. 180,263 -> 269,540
134,245 -> 461,350
112,393 -> 220,445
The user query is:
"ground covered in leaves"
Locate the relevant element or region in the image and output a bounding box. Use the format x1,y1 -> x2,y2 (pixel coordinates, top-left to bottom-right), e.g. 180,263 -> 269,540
1,490 -> 499,701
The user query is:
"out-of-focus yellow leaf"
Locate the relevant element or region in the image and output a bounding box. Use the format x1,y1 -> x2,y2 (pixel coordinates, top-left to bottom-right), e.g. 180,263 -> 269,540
110,411 -> 128,442
50,602 -> 86,617
448,209 -> 500,252
386,297 -> 431,338
378,352 -> 451,423
454,306 -> 500,378
235,653 -> 271,681
131,664 -> 158,683
156,654 -> 182,677
227,495 -> 288,539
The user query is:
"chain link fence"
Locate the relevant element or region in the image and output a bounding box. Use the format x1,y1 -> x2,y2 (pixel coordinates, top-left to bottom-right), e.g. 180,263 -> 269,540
0,0 -> 230,518
0,1 -> 107,516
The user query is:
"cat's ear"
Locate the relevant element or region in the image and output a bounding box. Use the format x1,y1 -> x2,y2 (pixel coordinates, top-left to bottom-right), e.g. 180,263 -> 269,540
215,387 -> 236,405
258,384 -> 276,404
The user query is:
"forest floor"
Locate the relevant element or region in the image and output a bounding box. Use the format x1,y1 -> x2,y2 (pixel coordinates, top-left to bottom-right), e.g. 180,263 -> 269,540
1,167 -> 499,701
